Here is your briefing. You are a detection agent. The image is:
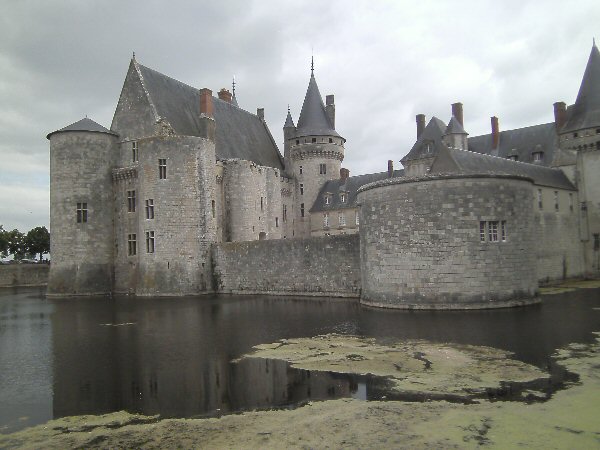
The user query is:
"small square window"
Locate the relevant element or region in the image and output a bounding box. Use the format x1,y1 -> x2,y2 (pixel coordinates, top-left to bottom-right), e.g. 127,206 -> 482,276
532,152 -> 543,162
329,138 -> 333,143
312,137 -> 317,143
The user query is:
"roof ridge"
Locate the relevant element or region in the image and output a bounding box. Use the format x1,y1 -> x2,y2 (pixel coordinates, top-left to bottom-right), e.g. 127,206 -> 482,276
469,122 -> 554,139
448,146 -> 562,171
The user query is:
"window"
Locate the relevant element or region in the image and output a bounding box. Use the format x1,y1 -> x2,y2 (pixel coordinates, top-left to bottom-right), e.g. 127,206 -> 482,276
145,231 -> 155,253
532,152 -> 543,162
211,200 -> 216,218
554,191 -> 559,212
132,141 -> 138,162
569,193 -> 573,212
323,213 -> 329,227
145,199 -> 154,219
339,213 -> 345,226
283,204 -> 287,222
300,203 -> 305,217
299,165 -> 303,175
312,137 -> 317,143
296,139 -> 299,145
324,194 -> 331,205
329,138 -> 333,143
319,163 -> 327,175
275,217 -> 279,227
76,202 -> 88,223
596,128 -> 600,134
538,189 -> 543,210
340,193 -> 346,203
355,211 -> 359,226
159,159 -> 167,179
594,234 -> 600,251
127,190 -> 136,212
573,132 -> 578,138
480,221 -> 506,242
260,197 -> 264,212
128,234 -> 137,256
300,183 -> 304,195
508,155 -> 518,161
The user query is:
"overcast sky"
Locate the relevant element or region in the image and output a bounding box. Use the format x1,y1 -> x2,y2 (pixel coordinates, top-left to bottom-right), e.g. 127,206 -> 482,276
1,0 -> 598,232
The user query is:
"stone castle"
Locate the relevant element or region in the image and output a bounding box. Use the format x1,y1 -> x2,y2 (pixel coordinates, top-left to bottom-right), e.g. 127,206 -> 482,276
46,43 -> 600,309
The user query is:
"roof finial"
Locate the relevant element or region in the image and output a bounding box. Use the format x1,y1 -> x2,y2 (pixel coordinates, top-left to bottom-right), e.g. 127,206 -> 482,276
132,51 -> 136,60
594,37 -> 597,47
232,75 -> 236,97
288,104 -> 291,113
311,47 -> 314,76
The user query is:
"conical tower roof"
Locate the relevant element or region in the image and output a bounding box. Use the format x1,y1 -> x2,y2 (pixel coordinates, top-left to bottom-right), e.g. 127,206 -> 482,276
562,42 -> 600,132
47,117 -> 116,139
295,72 -> 339,138
284,107 -> 295,128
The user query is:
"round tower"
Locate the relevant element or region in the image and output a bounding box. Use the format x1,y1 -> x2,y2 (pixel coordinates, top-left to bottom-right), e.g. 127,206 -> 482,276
47,118 -> 118,295
286,64 -> 346,237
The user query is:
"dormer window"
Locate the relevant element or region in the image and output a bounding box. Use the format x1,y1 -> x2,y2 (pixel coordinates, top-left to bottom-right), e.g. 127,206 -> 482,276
508,155 -> 518,161
329,138 -> 333,143
312,137 -> 317,143
296,139 -> 299,145
573,132 -> 578,138
324,194 -> 331,205
532,151 -> 543,162
340,192 -> 346,203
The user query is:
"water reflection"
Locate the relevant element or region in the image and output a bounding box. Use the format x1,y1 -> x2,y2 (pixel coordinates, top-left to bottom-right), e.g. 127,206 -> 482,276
0,288 -> 599,433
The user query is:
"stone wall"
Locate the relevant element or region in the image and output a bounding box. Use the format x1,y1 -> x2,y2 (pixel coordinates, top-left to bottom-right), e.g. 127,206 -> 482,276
0,265 -> 49,287
213,235 -> 361,297
357,175 -> 539,309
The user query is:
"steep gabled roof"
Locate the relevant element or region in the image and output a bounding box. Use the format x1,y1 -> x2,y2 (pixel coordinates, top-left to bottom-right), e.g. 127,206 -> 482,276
400,117 -> 447,163
133,61 -> 283,169
310,170 -> 404,212
47,117 -> 116,139
562,43 -> 600,132
295,73 -> 339,138
468,122 -> 558,166
430,146 -> 576,190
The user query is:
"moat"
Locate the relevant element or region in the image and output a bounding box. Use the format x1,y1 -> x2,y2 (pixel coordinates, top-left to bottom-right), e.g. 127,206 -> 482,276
1,285 -> 600,436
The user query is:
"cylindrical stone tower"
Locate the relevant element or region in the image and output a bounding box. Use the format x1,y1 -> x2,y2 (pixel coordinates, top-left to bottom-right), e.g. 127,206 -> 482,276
47,118 -> 118,295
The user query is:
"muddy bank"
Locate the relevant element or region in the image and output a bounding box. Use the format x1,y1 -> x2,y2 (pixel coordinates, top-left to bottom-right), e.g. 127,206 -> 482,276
2,333 -> 599,449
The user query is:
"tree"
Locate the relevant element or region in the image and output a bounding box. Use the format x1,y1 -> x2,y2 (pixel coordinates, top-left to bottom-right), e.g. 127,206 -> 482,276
0,226 -> 8,258
25,226 -> 50,261
6,229 -> 25,260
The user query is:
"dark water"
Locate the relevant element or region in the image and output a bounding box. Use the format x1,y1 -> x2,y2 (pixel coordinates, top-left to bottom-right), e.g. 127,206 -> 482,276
1,286 -> 599,434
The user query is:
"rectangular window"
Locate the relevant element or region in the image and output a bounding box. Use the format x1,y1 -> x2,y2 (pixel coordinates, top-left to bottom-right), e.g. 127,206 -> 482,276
211,200 -> 216,219
324,195 -> 330,205
501,221 -> 507,241
488,221 -> 499,242
312,137 -> 317,143
299,165 -> 303,175
159,159 -> 167,179
283,204 -> 287,222
127,190 -> 136,212
339,213 -> 345,226
329,138 -> 333,143
145,199 -> 154,219
275,217 -> 279,227
340,193 -> 346,203
300,183 -> 304,195
538,189 -> 543,210
569,193 -> 573,212
355,211 -> 359,226
319,163 -> 327,175
76,202 -> 88,223
594,234 -> 600,251
145,231 -> 155,253
300,203 -> 305,217
532,152 -> 543,162
260,197 -> 264,212
479,221 -> 486,242
132,141 -> 138,162
323,213 -> 329,227
554,191 -> 559,212
127,234 -> 137,256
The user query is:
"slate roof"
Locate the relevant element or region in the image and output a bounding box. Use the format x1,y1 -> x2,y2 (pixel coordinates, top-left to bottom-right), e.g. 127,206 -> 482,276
284,109 -> 295,128
445,116 -> 467,134
295,73 -> 340,138
467,122 -> 558,166
400,117 -> 447,162
135,62 -> 283,169
562,43 -> 600,132
47,117 -> 116,139
310,170 -> 404,212
431,147 -> 576,190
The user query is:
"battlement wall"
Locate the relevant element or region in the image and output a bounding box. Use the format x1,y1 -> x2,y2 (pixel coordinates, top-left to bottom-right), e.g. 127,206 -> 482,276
213,235 -> 361,297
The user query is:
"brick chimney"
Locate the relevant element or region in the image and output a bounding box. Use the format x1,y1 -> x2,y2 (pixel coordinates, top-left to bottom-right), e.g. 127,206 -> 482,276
451,102 -> 464,126
387,160 -> 394,178
200,88 -> 213,117
326,95 -> 335,128
257,108 -> 264,121
218,88 -> 232,103
553,102 -> 567,131
491,116 -> 499,149
340,168 -> 350,182
416,114 -> 425,138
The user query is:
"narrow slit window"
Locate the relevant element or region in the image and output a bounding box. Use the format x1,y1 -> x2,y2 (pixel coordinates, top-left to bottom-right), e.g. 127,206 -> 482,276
538,189 -> 543,210
132,141 -> 138,162
501,221 -> 507,241
300,203 -> 305,217
323,213 -> 329,227
479,221 -> 486,242
300,183 -> 304,195
554,191 -> 559,212
355,211 -> 359,226
159,159 -> 167,179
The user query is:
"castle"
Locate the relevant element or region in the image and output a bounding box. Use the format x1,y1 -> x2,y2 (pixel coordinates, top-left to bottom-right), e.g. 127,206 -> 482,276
46,43 -> 600,308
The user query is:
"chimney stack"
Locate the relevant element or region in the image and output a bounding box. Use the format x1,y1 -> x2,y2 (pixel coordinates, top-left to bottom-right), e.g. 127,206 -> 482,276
200,88 -> 213,117
326,95 -> 335,128
553,102 -> 567,131
451,102 -> 464,126
416,114 -> 426,138
387,160 -> 394,178
340,167 -> 350,182
218,88 -> 232,103
491,116 -> 500,149
257,108 -> 264,121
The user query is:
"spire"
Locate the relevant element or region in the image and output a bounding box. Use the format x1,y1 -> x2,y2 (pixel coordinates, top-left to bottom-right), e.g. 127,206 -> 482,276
311,55 -> 314,77
295,72 -> 340,138
284,105 -> 295,128
231,75 -> 239,107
